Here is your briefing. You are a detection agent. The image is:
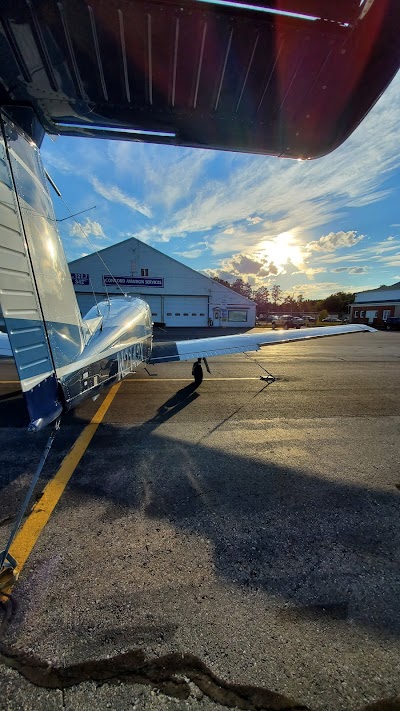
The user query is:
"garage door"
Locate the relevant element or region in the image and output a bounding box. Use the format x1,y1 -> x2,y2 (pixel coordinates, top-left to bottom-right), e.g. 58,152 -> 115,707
164,296 -> 208,327
142,295 -> 162,323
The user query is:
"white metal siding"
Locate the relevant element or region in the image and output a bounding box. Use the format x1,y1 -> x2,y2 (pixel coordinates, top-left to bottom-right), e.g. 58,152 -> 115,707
164,296 -> 208,326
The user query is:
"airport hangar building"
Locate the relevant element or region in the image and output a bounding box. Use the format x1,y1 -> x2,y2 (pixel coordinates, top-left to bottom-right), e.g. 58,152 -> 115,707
69,237 -> 256,329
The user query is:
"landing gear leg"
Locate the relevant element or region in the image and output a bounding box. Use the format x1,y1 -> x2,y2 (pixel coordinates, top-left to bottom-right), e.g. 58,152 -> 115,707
192,358 -> 203,385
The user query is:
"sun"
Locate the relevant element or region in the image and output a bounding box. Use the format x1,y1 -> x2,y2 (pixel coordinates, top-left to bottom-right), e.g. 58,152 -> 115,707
256,232 -> 304,270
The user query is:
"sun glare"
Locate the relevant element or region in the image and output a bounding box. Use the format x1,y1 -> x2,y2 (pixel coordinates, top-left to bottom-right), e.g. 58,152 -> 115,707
257,232 -> 304,270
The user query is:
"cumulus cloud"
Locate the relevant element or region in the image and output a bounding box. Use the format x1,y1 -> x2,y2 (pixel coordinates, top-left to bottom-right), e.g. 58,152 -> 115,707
69,218 -> 107,240
307,231 -> 365,252
260,261 -> 279,276
228,254 -> 264,274
205,251 -> 283,284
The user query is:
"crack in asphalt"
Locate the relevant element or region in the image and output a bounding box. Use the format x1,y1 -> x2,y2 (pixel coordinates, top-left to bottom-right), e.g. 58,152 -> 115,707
0,599 -> 399,710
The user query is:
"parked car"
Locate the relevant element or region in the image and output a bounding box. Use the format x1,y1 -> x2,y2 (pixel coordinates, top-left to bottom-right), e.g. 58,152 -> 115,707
384,316 -> 400,330
271,315 -> 302,329
322,316 -> 340,322
304,315 -> 316,323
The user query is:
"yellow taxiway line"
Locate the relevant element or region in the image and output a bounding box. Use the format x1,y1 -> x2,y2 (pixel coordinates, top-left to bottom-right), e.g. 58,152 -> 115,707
1,382 -> 121,595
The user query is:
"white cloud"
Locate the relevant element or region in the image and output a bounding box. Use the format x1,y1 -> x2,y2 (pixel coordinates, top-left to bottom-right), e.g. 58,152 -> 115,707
175,249 -> 204,259
247,216 -> 263,225
307,231 -> 364,252
69,218 -> 107,239
290,281 -> 343,297
90,177 -> 152,218
108,142 -> 212,211
332,266 -> 368,274
295,266 -> 326,278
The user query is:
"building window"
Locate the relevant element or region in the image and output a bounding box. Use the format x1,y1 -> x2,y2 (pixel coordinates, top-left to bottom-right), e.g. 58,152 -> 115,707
141,268 -> 148,276
228,309 -> 247,322
354,311 -> 359,318
383,309 -> 391,320
360,310 -> 365,318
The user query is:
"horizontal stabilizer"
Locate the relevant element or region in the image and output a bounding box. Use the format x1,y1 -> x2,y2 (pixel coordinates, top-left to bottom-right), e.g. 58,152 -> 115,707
150,325 -> 376,364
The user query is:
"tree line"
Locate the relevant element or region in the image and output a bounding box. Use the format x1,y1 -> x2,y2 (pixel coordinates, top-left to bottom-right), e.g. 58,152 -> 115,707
213,277 -> 355,317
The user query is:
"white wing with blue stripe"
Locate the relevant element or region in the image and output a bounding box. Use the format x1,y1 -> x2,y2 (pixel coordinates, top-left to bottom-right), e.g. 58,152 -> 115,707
149,324 -> 376,364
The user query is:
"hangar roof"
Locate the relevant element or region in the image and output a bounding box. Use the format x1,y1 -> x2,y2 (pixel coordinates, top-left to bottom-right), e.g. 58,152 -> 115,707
354,282 -> 400,298
69,235 -> 255,303
1,0 -> 399,158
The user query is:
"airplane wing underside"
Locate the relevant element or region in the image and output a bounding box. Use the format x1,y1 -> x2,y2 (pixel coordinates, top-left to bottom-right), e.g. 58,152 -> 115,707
149,324 -> 376,364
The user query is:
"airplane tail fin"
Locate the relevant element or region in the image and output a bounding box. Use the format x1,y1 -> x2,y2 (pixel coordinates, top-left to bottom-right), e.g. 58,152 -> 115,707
0,112 -> 85,430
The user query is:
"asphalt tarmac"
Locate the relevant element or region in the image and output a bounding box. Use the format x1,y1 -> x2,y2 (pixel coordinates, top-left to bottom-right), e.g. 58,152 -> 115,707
0,329 -> 399,711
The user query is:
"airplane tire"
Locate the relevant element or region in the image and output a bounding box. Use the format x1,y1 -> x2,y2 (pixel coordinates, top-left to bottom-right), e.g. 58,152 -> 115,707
192,362 -> 203,385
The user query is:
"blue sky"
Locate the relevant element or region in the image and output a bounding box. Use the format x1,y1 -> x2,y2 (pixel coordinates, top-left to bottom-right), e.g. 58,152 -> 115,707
43,71 -> 400,300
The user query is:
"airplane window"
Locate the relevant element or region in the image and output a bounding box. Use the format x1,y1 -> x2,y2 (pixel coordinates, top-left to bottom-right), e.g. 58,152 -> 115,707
175,313 -> 180,316
200,313 -> 205,316
151,312 -> 157,316
184,313 -> 188,316
192,313 -> 196,316
167,312 -> 172,316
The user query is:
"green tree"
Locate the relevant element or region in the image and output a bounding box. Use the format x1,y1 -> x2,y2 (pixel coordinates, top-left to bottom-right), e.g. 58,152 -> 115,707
212,277 -> 232,289
254,286 -> 270,313
322,291 -> 355,316
231,278 -> 253,300
319,308 -> 329,322
271,284 -> 282,307
282,294 -> 296,310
